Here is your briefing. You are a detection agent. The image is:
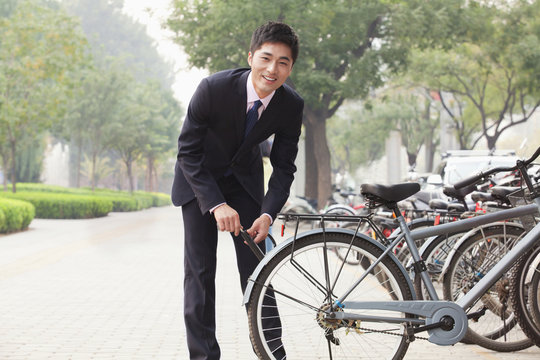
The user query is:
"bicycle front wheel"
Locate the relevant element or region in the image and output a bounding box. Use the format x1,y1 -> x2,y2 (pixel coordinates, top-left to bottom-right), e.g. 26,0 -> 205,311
442,224 -> 532,351
509,245 -> 540,347
247,232 -> 414,360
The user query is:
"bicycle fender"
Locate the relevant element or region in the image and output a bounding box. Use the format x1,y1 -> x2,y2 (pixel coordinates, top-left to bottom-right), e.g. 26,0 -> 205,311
438,222 -> 525,280
242,228 -> 416,305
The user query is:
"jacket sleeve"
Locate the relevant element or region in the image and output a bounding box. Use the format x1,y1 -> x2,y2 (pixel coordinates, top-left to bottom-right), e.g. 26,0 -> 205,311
176,78 -> 226,214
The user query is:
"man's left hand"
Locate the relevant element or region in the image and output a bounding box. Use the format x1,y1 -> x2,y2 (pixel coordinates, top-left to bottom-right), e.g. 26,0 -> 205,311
246,215 -> 272,244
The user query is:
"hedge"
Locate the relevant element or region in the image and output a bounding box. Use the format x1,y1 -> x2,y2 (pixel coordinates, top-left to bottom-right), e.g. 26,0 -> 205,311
15,183 -> 171,211
0,198 -> 35,233
0,192 -> 113,219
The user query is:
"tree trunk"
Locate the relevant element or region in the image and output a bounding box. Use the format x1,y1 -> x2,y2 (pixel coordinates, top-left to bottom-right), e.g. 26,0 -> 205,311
146,156 -> 155,192
306,114 -> 332,210
126,160 -> 134,193
91,152 -> 96,191
424,136 -> 435,173
304,122 -> 318,202
2,152 -> 8,191
76,138 -> 82,188
10,138 -> 16,193
486,135 -> 497,151
153,166 -> 159,193
407,152 -> 417,168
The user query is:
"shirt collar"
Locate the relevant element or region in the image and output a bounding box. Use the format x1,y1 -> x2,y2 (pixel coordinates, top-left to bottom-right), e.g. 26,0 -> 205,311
247,71 -> 275,110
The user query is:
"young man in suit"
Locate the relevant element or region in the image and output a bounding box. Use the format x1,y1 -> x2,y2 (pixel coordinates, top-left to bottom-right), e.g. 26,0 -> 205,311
171,21 -> 303,359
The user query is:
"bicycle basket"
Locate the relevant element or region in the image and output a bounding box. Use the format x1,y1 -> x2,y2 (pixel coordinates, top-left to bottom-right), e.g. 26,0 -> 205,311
507,183 -> 540,231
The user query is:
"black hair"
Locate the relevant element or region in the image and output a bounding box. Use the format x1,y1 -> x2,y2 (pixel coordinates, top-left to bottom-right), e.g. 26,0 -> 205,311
250,21 -> 299,64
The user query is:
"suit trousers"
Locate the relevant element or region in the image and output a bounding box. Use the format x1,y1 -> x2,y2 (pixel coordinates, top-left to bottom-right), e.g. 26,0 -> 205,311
181,175 -> 285,360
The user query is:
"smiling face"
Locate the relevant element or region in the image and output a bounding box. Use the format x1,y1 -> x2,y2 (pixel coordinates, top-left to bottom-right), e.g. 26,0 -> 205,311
247,42 -> 293,99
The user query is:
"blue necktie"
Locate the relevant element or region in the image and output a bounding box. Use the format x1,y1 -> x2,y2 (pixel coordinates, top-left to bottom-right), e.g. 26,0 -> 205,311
223,100 -> 263,177
244,100 -> 262,140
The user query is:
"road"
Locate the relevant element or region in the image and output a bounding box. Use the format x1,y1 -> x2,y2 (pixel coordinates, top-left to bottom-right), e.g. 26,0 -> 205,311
0,206 -> 538,359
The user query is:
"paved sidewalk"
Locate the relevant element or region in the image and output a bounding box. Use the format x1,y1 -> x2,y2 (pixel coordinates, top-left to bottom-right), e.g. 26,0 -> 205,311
0,206 -> 538,359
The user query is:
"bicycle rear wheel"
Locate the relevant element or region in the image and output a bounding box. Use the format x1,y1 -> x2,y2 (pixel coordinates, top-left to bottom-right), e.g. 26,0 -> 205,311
247,232 -> 414,359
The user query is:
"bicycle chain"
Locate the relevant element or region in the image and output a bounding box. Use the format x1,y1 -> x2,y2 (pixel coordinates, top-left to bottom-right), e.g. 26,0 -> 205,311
351,324 -> 430,342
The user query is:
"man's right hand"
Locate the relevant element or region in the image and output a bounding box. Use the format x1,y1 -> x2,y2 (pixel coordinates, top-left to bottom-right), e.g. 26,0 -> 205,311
213,204 -> 242,236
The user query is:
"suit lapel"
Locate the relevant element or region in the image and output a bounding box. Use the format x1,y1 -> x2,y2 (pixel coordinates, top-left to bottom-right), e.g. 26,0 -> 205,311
233,71 -> 249,143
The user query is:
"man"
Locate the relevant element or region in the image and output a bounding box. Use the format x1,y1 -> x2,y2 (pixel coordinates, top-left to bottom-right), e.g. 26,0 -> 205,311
171,21 -> 303,359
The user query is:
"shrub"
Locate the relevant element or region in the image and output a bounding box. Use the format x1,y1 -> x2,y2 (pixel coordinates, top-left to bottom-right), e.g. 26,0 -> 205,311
5,183 -> 171,217
0,198 -> 35,233
0,192 -> 112,219
134,191 -> 171,207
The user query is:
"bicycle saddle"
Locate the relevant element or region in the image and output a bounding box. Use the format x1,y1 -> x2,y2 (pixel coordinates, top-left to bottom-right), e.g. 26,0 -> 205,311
429,198 -> 449,210
447,202 -> 466,213
443,184 -> 476,199
361,183 -> 420,204
490,186 -> 519,202
471,191 -> 494,202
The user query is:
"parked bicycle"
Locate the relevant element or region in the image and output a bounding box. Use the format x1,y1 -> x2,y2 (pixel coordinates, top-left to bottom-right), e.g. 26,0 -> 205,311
241,146 -> 540,359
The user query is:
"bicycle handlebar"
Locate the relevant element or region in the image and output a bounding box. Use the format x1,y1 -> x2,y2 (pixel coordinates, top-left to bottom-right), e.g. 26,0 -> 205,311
453,145 -> 540,190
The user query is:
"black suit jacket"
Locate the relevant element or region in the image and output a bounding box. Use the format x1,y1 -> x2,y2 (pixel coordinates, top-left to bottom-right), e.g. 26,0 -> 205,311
171,68 -> 304,219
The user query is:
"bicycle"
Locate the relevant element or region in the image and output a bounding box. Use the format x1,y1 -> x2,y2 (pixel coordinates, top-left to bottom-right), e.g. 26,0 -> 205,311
241,146 -> 540,359
412,183 -> 537,351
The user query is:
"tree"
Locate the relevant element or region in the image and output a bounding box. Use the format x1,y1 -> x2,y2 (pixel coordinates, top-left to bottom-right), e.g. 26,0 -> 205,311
165,0 -> 470,208
328,85 -> 442,178
0,0 -> 88,192
381,87 -> 441,171
327,102 -> 393,175
107,80 -> 149,192
109,80 -> 181,192
408,0 -> 540,150
80,154 -> 114,188
69,61 -> 132,190
63,0 -> 174,89
56,0 -> 182,191
0,0 -> 17,17
139,85 -> 182,192
15,133 -> 47,182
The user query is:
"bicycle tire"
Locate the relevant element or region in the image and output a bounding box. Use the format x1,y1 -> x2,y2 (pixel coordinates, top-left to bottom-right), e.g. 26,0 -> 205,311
442,224 -> 532,352
323,205 -> 357,230
528,259 -> 540,334
509,245 -> 540,347
281,204 -> 316,229
247,232 -> 414,359
332,221 -> 372,266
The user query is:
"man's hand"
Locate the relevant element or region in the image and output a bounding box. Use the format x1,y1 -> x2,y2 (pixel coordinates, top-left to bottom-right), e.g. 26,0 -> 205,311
246,215 -> 272,244
213,204 -> 242,236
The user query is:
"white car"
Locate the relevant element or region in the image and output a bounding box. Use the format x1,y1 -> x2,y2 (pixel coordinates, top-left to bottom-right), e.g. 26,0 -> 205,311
435,150 -> 519,186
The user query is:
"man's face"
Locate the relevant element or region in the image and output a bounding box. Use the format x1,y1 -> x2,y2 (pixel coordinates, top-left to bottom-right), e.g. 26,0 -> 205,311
248,42 -> 293,99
